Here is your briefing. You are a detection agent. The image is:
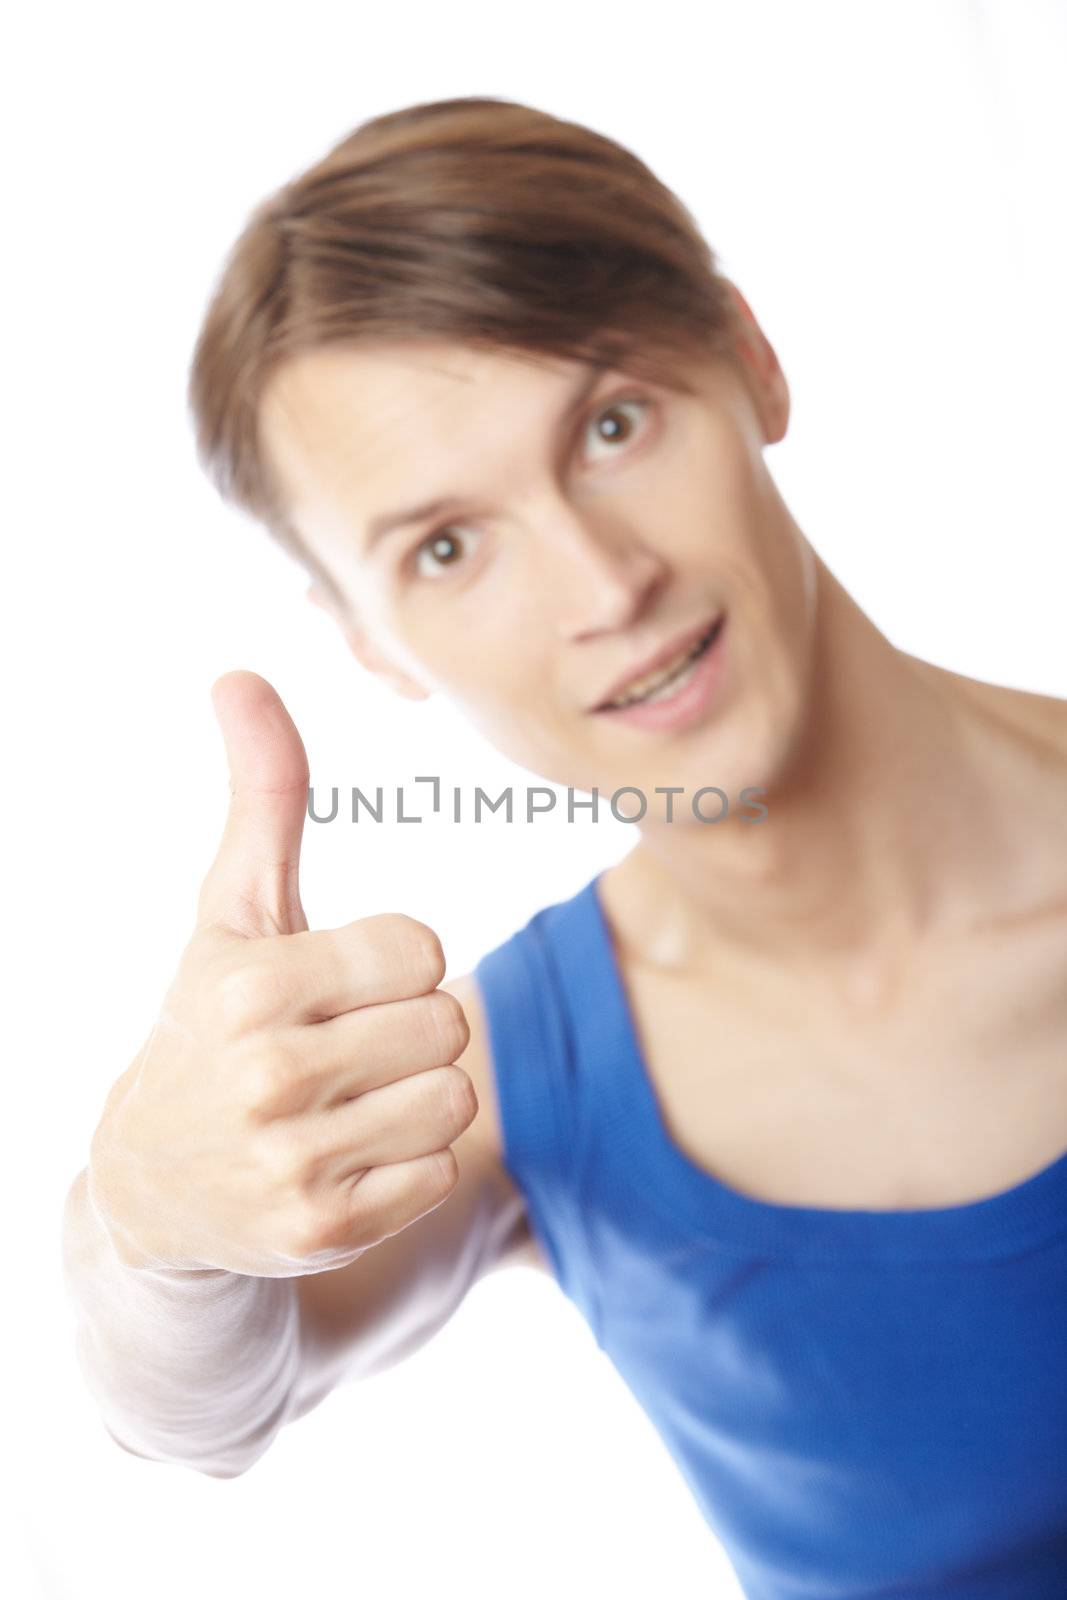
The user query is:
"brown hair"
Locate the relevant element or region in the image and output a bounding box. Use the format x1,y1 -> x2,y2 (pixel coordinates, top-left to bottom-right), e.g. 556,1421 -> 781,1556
187,95 -> 743,608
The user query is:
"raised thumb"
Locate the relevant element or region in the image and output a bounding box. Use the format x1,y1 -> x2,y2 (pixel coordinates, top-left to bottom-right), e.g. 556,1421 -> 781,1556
196,670 -> 311,939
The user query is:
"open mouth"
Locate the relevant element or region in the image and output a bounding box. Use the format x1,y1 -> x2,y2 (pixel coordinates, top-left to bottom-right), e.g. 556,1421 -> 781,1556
595,615 -> 725,712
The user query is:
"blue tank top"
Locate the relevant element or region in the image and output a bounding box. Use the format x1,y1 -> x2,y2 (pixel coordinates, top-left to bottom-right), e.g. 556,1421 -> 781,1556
473,870 -> 1067,1600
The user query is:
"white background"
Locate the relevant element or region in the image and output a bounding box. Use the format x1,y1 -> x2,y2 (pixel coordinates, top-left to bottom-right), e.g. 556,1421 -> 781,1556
6,2 -> 1066,1597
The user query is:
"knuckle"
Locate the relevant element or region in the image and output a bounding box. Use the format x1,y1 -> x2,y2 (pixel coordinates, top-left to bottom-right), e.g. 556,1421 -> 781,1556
426,989 -> 471,1062
242,1042 -> 298,1120
323,1200 -> 368,1253
270,1133 -> 324,1194
287,1205 -> 339,1260
214,958 -> 280,1035
438,1063 -> 478,1127
291,1162 -> 322,1199
334,1203 -> 376,1253
430,1146 -> 460,1195
381,914 -> 447,991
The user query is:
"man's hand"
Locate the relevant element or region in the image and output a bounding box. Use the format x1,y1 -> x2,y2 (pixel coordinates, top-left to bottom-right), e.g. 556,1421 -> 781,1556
87,671 -> 476,1278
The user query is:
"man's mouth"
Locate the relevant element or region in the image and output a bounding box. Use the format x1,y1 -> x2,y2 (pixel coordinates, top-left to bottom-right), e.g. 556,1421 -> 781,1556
593,615 -> 725,712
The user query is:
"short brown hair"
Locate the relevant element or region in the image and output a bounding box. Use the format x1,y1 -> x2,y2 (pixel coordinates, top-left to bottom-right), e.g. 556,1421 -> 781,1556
187,95 -> 743,606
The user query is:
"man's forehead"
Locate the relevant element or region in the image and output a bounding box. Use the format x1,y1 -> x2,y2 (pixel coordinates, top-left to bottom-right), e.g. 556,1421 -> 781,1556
258,342 -> 604,516
261,341 -> 582,438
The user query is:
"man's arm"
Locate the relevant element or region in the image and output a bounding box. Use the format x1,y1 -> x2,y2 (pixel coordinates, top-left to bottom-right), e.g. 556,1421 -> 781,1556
61,1165 -> 304,1479
63,674 -> 545,1477
289,970 -> 540,1420
62,971 -> 541,1477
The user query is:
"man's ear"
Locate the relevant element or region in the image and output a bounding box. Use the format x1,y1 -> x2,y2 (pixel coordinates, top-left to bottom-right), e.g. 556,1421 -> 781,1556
722,280 -> 790,446
306,584 -> 432,702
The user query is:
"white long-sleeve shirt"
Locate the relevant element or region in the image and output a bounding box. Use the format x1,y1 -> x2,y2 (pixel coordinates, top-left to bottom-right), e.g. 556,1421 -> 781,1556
61,1168 -> 302,1478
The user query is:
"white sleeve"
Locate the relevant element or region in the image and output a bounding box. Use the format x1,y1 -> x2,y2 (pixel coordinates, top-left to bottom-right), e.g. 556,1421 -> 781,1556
60,1168 -> 302,1479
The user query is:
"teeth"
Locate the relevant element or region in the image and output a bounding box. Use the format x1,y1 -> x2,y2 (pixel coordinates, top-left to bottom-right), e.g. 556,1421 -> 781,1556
604,620 -> 719,709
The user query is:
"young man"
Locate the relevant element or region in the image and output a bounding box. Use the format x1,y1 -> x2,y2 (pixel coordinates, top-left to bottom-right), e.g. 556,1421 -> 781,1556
64,98 -> 1067,1598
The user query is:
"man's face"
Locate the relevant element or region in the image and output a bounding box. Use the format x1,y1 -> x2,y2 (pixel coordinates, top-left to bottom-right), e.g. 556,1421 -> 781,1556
258,300 -> 816,817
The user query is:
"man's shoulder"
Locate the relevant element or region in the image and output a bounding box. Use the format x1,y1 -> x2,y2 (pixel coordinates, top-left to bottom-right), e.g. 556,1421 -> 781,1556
940,663 -> 1067,753
996,680 -> 1067,746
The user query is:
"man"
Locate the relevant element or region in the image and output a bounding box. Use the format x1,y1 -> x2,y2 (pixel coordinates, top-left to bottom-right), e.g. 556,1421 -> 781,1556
64,98 -> 1067,1597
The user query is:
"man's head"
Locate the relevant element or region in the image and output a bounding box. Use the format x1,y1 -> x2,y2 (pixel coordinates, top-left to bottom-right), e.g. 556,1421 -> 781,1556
189,96 -> 819,814
258,329 -> 818,809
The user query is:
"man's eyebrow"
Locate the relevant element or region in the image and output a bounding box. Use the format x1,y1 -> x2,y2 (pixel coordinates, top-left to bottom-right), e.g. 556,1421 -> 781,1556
359,359 -> 611,553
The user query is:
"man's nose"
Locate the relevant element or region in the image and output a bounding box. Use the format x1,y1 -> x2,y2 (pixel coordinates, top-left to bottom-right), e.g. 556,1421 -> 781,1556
549,517 -> 670,640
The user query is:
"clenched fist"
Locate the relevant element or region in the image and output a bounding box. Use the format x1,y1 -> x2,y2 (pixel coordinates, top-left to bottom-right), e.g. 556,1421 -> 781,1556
87,671 -> 477,1278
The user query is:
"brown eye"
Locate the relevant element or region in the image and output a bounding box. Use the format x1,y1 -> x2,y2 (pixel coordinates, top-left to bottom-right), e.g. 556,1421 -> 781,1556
412,524 -> 479,581
584,398 -> 648,461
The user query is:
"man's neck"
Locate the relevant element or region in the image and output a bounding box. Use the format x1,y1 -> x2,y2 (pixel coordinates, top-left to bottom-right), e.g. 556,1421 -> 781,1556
609,560 -> 1044,1003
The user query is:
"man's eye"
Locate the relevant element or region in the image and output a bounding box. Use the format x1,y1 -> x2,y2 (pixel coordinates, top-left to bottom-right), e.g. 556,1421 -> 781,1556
411,525 -> 480,581
583,396 -> 649,461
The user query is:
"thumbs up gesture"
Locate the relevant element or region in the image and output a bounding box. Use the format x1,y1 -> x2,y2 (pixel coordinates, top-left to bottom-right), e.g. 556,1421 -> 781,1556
86,672 -> 476,1278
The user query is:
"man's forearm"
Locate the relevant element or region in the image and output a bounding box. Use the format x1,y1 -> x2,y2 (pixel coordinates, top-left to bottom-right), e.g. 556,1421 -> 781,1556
60,1168 -> 302,1478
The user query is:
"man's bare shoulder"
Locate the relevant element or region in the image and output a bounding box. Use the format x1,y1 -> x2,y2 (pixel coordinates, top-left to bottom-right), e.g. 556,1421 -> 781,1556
440,970 -> 550,1275
990,680 -> 1067,747
918,661 -> 1067,919
927,657 -> 1067,756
